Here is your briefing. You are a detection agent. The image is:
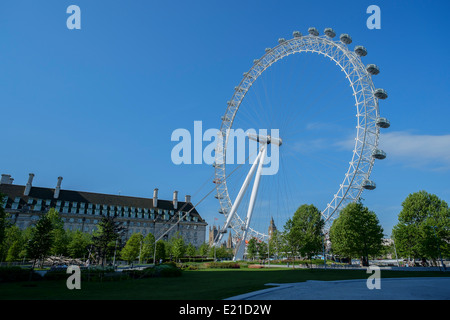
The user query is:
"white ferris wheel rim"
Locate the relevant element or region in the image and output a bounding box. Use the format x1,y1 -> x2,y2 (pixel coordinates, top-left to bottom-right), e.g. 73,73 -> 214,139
214,29 -> 385,244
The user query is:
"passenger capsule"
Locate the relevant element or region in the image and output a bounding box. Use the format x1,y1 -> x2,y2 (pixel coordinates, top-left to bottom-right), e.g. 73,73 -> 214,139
340,34 -> 352,44
372,149 -> 387,160
293,31 -> 302,38
374,88 -> 388,99
354,45 -> 367,56
376,117 -> 390,128
362,180 -> 376,190
308,27 -> 319,36
324,28 -> 336,38
366,64 -> 380,75
278,38 -> 286,44
265,48 -> 272,53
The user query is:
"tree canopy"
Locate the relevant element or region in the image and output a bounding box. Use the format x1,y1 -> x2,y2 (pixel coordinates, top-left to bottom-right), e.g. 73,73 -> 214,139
329,202 -> 384,266
283,204 -> 324,259
392,191 -> 450,262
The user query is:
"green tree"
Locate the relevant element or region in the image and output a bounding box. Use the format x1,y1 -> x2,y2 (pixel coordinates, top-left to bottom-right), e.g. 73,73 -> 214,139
0,194 -> 11,260
171,233 -> 186,262
198,243 -> 209,257
26,212 -> 55,268
185,243 -> 197,261
392,191 -> 450,264
329,202 -> 384,266
47,209 -> 69,256
246,238 -> 258,260
67,230 -> 92,259
4,225 -> 23,262
268,229 -> 284,259
120,233 -> 144,264
91,215 -> 125,266
140,232 -> 156,263
284,204 -> 325,260
155,240 -> 166,263
257,241 -> 268,260
209,245 -> 231,260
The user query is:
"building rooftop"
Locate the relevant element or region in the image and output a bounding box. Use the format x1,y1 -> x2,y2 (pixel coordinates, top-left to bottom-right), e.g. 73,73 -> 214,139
0,174 -> 205,224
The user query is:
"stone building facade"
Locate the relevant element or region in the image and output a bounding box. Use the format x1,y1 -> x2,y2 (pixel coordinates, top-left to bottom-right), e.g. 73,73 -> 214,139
0,173 -> 207,247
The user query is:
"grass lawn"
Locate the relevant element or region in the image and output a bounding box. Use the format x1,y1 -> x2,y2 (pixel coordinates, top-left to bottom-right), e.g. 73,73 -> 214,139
0,267 -> 448,300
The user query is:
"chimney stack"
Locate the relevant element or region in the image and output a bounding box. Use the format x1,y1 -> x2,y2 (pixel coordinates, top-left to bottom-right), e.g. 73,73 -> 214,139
185,195 -> 191,203
24,173 -> 35,196
153,188 -> 158,207
173,191 -> 178,209
0,174 -> 12,185
54,176 -> 63,199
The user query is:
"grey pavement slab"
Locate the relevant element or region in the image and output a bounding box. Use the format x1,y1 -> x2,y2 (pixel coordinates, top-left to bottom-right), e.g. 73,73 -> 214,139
225,277 -> 450,300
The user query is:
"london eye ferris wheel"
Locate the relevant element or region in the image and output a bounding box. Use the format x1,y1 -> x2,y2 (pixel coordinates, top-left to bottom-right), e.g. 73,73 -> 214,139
212,27 -> 390,260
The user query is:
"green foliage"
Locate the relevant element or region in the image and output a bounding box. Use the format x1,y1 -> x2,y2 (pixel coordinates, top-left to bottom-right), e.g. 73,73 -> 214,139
120,233 -> 144,263
140,232 -> 155,263
91,215 -> 125,265
283,204 -> 325,259
205,262 -> 240,269
155,240 -> 166,262
4,225 -> 24,262
0,266 -> 40,282
26,212 -> 55,267
198,243 -> 209,256
392,191 -> 450,260
329,202 -> 384,265
208,245 -> 232,259
44,266 -> 124,282
246,238 -> 258,260
67,230 -> 92,259
170,233 -> 186,261
185,243 -> 196,258
123,263 -> 182,278
257,241 -> 268,258
0,194 -> 11,260
268,230 -> 284,258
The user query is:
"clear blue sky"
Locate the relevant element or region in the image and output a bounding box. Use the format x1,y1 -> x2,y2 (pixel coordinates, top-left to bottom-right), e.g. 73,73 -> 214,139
1,0 -> 449,238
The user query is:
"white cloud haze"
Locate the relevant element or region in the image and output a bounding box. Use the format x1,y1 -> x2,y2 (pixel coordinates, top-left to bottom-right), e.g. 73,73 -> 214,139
336,131 -> 450,171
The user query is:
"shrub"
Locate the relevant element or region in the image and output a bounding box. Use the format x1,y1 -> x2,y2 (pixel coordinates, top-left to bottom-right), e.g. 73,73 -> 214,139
205,262 -> 240,269
44,266 -> 126,282
123,264 -> 182,279
248,264 -> 264,269
0,266 -> 40,283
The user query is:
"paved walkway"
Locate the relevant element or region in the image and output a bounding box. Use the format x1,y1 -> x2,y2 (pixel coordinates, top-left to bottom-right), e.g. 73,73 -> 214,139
226,277 -> 450,300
